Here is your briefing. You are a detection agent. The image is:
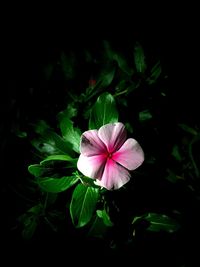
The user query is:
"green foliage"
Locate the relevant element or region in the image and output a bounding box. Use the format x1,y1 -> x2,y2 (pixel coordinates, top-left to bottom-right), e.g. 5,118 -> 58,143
139,109 -> 152,121
40,154 -> 77,166
87,215 -> 109,238
146,213 -> 180,232
125,122 -> 134,133
98,65 -> 116,89
172,145 -> 182,162
103,41 -> 133,75
21,40 -> 190,248
31,120 -> 75,157
78,175 -> 100,188
33,120 -> 50,135
113,53 -> 133,75
37,176 -> 79,193
134,42 -> 147,73
96,209 -> 113,226
179,123 -> 198,136
28,158 -> 79,193
132,213 -> 180,233
28,164 -> 52,177
70,184 -> 100,228
89,92 -> 118,129
83,65 -> 116,103
58,115 -> 81,153
166,169 -> 181,183
146,61 -> 162,84
65,103 -> 78,119
18,204 -> 42,239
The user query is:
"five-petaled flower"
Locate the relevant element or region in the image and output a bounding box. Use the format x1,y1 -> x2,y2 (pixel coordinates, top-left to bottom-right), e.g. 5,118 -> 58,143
77,122 -> 144,190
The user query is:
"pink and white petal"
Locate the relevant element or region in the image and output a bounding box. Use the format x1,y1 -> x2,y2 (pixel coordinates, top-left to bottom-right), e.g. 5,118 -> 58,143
77,154 -> 106,179
97,158 -> 131,190
80,130 -> 107,156
112,138 -> 144,170
98,122 -> 127,153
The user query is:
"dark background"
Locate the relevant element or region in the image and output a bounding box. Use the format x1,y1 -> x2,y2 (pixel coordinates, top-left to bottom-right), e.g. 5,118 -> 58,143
2,20 -> 200,266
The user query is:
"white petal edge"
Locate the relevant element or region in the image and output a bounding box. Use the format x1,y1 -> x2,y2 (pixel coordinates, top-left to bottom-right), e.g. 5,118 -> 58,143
80,130 -> 107,156
98,122 -> 126,153
77,154 -> 106,179
112,138 -> 144,170
97,158 -> 131,190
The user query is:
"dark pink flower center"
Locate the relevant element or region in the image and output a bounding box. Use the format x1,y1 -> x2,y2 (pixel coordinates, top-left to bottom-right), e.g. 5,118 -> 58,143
107,152 -> 113,159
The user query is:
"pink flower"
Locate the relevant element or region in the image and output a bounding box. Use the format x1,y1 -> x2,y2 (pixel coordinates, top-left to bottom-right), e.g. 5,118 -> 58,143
77,122 -> 144,190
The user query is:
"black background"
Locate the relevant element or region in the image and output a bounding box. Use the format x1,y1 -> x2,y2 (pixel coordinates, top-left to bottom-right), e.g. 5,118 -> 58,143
2,14 -> 200,266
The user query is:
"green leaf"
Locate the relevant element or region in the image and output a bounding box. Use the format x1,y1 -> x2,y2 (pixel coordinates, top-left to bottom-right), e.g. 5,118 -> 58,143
58,115 -> 81,153
40,154 -> 77,166
45,132 -> 74,156
134,42 -> 147,73
33,120 -> 50,135
92,45 -> 116,85
178,123 -> 198,136
125,122 -> 134,133
28,204 -> 42,214
87,215 -> 108,238
99,67 -> 116,88
89,92 -> 118,129
19,204 -> 42,240
115,80 -> 127,92
139,109 -> 152,121
57,104 -> 77,121
103,40 -> 133,75
28,157 -> 76,178
113,54 -> 133,75
28,164 -> 52,177
172,145 -> 182,161
132,215 -> 143,225
32,120 -> 74,157
103,40 -> 114,60
22,217 -> 38,240
46,193 -> 58,205
70,183 -> 100,228
133,213 -> 180,233
12,124 -> 27,138
37,176 -> 79,193
65,103 -> 78,119
147,61 -> 162,85
166,169 -> 178,183
82,62 -> 116,103
165,169 -> 184,183
146,213 -> 180,232
77,174 -> 100,188
96,210 -> 113,226
31,139 -> 56,155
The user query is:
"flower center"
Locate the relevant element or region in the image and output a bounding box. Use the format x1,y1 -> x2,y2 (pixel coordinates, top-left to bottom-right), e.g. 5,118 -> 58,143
107,152 -> 113,159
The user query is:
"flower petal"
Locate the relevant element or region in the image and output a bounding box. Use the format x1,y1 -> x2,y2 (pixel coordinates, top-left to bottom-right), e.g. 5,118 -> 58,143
97,158 -> 131,190
98,122 -> 126,153
112,138 -> 144,170
80,130 -> 107,156
77,154 -> 106,179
